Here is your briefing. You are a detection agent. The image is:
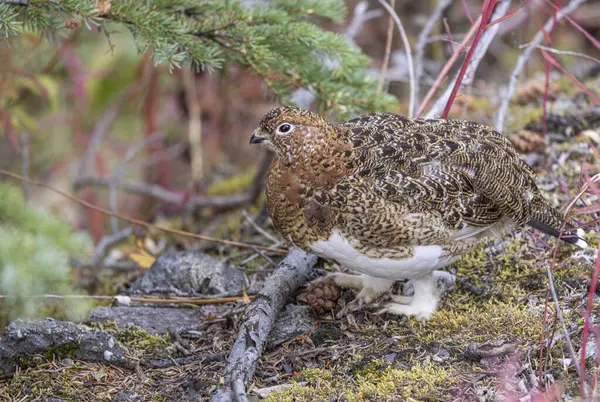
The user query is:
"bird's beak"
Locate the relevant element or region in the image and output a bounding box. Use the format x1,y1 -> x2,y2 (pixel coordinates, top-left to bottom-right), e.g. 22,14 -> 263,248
249,130 -> 266,145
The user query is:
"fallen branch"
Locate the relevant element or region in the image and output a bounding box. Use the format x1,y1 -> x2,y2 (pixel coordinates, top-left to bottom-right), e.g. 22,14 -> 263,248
494,0 -> 587,132
210,248 -> 318,402
425,0 -> 512,119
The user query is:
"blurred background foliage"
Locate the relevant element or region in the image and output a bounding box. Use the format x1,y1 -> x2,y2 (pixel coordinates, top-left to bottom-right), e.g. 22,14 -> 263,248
0,0 -> 599,325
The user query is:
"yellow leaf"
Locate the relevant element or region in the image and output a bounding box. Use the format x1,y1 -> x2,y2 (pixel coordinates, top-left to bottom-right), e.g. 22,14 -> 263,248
129,250 -> 155,269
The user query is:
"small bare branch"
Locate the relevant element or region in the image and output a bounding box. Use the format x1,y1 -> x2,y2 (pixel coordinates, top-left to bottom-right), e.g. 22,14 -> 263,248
425,0 -> 512,119
416,15 -> 481,118
494,0 -> 588,132
528,45 -> 600,66
376,0 -> 415,117
413,0 -> 453,108
91,226 -> 133,265
345,2 -> 383,40
377,0 -> 395,95
182,65 -> 203,187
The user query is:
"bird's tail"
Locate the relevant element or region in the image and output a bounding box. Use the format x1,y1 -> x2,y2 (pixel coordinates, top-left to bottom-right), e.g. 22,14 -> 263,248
528,196 -> 588,249
528,218 -> 588,249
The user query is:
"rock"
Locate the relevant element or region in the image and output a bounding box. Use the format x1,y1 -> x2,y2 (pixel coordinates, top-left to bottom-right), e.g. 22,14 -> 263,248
88,306 -> 206,335
0,318 -> 127,375
113,390 -> 140,402
130,251 -> 247,296
267,304 -> 316,348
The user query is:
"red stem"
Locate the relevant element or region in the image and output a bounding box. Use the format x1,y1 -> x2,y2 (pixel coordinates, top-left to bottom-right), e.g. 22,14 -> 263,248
441,0 -> 498,118
580,244 -> 600,395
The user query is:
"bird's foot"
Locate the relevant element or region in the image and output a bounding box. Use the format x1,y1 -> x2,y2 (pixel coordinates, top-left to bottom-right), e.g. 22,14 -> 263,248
326,272 -> 394,308
377,271 -> 455,322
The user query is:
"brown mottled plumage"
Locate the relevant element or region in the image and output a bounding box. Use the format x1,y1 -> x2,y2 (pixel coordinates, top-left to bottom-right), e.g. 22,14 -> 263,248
249,106 -> 587,320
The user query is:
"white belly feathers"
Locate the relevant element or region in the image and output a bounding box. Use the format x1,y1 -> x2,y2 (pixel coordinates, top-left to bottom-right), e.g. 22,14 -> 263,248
309,230 -> 452,280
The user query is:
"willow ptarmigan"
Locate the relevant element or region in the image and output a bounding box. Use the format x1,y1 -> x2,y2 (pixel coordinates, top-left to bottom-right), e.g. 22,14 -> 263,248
249,106 -> 588,320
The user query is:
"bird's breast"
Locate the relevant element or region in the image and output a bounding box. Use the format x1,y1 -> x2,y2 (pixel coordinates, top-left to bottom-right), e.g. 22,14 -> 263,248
308,230 -> 453,280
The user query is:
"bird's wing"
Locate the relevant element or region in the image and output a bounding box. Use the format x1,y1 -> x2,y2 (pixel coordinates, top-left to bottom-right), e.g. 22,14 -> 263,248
337,113 -> 541,233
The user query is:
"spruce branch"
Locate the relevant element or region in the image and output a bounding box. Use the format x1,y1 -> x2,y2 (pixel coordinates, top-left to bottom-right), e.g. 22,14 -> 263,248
1,0 -> 397,117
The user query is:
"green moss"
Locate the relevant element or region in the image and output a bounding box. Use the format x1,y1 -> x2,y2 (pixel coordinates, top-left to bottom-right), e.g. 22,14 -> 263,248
409,299 -> 544,344
87,320 -> 170,360
114,324 -> 170,350
506,105 -> 544,133
206,169 -> 257,197
2,367 -> 81,400
265,364 -> 457,401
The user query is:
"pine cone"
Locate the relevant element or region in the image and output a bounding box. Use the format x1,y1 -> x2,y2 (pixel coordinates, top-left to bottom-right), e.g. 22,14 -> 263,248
509,130 -> 546,153
515,81 -> 559,104
296,280 -> 341,316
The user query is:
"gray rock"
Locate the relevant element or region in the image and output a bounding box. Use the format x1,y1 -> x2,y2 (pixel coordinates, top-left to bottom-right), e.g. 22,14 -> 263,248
113,390 -> 139,402
88,306 -> 205,335
267,304 -> 316,348
131,251 -> 247,295
0,318 -> 127,375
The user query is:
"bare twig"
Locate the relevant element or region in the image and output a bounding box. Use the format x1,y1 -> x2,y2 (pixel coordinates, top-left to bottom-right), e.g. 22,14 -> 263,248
0,294 -> 254,305
182,65 -> 203,187
416,15 -> 482,118
376,0 -> 415,117
210,248 -> 318,402
412,0 -> 453,108
494,0 -> 587,132
530,44 -> 600,66
0,169 -> 287,254
91,226 -> 134,265
80,82 -> 141,176
345,2 -> 383,41
73,148 -> 273,213
20,131 -> 30,202
545,263 -> 581,377
377,0 -> 395,95
108,133 -> 166,233
74,176 -> 186,204
141,354 -> 224,369
426,0 -> 512,119
241,210 -> 279,244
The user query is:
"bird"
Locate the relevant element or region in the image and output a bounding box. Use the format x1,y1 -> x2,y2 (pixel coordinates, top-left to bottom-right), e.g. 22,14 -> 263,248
249,106 -> 588,320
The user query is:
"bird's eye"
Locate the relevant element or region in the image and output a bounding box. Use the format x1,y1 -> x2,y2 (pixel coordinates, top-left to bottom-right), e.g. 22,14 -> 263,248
277,123 -> 294,135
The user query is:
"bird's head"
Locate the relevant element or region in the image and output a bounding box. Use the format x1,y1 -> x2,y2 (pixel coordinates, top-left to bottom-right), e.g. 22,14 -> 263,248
249,106 -> 335,163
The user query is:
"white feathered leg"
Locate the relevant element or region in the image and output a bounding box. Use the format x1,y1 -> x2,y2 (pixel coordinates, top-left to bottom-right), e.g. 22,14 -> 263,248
327,272 -> 394,304
379,271 -> 455,321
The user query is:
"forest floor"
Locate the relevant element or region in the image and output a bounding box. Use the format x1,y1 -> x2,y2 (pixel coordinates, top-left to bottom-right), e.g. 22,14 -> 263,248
1,72 -> 600,402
